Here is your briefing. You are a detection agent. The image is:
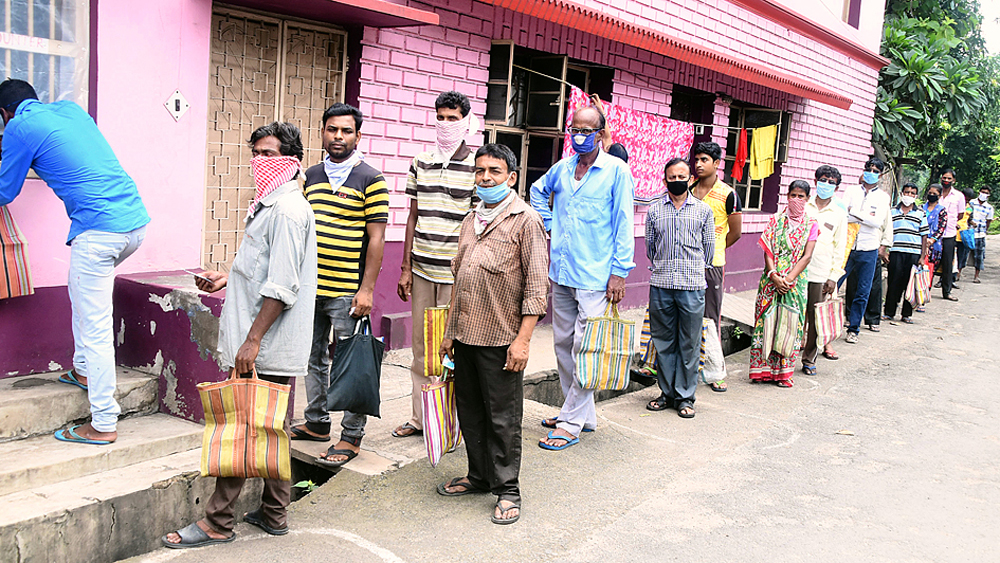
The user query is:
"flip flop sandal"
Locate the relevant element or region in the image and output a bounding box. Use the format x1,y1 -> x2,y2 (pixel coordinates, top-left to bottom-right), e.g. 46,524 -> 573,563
677,405 -> 695,418
391,422 -> 423,438
867,324 -> 880,332
436,477 -> 486,497
775,380 -> 794,388
491,501 -> 521,525
244,508 -> 288,536
54,425 -> 112,446
709,380 -> 728,393
58,371 -> 88,391
822,350 -> 840,360
901,317 -> 914,324
646,395 -> 671,412
973,279 -> 982,284
162,522 -> 235,549
290,425 -> 331,442
538,431 -> 579,451
315,436 -> 361,468
540,418 -> 594,432
802,365 -> 818,376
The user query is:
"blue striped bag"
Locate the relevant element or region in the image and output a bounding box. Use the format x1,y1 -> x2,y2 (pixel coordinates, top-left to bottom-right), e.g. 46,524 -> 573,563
574,303 -> 635,391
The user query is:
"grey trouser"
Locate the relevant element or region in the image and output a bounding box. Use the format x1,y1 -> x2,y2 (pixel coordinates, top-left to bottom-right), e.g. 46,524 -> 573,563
305,295 -> 366,440
552,283 -> 607,436
648,286 -> 705,410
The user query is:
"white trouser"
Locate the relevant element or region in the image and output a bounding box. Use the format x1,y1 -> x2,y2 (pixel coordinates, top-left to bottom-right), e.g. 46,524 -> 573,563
69,226 -> 146,432
552,283 -> 608,436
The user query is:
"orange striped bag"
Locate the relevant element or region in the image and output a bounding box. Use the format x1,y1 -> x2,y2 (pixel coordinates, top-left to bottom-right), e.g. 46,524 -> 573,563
423,306 -> 449,377
198,369 -> 291,481
574,303 -> 635,391
421,370 -> 462,467
0,206 -> 34,300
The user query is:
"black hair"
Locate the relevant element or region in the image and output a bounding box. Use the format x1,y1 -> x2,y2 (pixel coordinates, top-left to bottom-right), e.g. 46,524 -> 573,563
941,168 -> 956,179
901,182 -> 919,194
435,90 -> 471,117
692,141 -> 722,162
607,143 -> 629,163
981,185 -> 992,193
247,122 -> 304,161
663,157 -> 689,176
0,79 -> 38,112
962,188 -> 976,201
864,156 -> 885,173
789,179 -> 811,197
926,183 -> 943,197
475,143 -> 517,173
814,165 -> 842,185
322,103 -> 363,131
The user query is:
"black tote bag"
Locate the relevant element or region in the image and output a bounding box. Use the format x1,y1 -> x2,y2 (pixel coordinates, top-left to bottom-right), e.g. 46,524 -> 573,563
326,317 -> 384,417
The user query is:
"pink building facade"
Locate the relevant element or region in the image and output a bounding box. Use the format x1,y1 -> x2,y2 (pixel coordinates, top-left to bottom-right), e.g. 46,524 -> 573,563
0,0 -> 887,383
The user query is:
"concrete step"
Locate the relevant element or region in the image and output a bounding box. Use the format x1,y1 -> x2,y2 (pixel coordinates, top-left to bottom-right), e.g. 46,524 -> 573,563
0,449 -> 262,563
0,368 -> 158,441
0,413 -> 202,496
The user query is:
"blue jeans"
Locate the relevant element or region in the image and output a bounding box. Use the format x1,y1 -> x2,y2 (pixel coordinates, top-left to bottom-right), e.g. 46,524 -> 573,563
305,295 -> 366,440
840,249 -> 877,334
648,286 -> 705,410
974,237 -> 986,272
69,227 -> 146,432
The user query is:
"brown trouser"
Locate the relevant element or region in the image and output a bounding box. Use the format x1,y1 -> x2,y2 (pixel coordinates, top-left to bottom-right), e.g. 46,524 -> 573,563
205,374 -> 291,534
408,274 -> 452,429
801,282 -> 825,367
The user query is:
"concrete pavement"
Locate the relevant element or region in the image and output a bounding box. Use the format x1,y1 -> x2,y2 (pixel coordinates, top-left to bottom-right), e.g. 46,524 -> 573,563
125,240 -> 999,563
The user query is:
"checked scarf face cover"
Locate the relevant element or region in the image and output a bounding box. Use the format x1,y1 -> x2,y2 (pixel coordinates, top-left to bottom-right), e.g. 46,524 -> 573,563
247,155 -> 301,221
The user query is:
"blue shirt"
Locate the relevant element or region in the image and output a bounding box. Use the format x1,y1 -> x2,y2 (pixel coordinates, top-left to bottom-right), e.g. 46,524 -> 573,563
890,204 -> 928,255
0,99 -> 150,243
645,194 -> 715,290
530,150 -> 635,290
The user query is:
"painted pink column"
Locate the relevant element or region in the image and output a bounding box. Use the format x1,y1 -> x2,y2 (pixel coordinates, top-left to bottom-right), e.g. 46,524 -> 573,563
711,95 -> 732,160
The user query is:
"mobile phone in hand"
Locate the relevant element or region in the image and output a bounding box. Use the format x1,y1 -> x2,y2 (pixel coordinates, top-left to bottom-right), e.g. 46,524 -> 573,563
184,269 -> 213,284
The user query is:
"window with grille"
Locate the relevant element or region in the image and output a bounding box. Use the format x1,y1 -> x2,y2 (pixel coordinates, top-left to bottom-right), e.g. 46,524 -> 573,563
0,0 -> 88,107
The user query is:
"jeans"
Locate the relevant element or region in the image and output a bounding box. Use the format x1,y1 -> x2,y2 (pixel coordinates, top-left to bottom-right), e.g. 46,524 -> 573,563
974,237 -> 986,272
884,252 -> 920,318
305,295 -> 366,440
69,226 -> 146,432
846,256 -> 882,327
957,241 -> 970,271
648,286 -> 705,410
840,249 -> 877,334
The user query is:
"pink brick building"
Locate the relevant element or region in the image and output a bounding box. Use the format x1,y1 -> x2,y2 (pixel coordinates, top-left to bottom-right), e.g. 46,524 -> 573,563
0,0 -> 887,382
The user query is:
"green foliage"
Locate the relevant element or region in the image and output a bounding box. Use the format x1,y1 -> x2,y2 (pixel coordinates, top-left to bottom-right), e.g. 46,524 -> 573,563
293,480 -> 319,493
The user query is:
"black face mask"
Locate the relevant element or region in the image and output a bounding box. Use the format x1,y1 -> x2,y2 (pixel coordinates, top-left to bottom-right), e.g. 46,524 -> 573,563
666,180 -> 689,196
941,181 -> 953,188
927,194 -> 940,202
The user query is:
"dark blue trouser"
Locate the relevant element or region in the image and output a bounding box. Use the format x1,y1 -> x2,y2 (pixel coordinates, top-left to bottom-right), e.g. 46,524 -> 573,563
840,249 -> 877,334
648,286 -> 705,410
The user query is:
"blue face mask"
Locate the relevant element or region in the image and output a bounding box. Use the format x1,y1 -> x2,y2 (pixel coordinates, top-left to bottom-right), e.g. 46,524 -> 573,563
816,181 -> 836,199
571,132 -> 598,154
862,170 -> 880,185
476,182 -> 511,204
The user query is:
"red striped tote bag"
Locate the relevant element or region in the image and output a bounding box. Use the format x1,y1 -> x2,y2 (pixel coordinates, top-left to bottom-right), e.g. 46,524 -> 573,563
0,206 -> 33,300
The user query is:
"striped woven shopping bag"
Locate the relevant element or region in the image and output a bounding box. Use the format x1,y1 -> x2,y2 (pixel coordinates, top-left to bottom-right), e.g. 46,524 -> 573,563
198,369 -> 291,480
638,308 -> 657,370
423,306 -> 450,377
421,369 -> 461,467
0,206 -> 34,300
814,296 -> 844,348
574,303 -> 635,391
771,302 -> 801,358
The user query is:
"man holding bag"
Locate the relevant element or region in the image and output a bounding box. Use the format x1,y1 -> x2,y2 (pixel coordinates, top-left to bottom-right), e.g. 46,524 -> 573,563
883,182 -> 928,323
163,122 -> 317,548
437,144 -> 549,525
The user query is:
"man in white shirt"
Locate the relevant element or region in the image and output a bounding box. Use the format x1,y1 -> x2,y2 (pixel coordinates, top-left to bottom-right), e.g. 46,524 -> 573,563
840,157 -> 892,344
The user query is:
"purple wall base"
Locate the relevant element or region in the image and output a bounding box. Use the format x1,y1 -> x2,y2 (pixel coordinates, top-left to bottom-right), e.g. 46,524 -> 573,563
718,233 -> 766,293
0,287 -> 74,379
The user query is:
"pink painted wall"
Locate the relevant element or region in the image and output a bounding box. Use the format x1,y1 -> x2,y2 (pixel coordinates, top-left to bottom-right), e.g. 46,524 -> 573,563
7,0 -> 212,289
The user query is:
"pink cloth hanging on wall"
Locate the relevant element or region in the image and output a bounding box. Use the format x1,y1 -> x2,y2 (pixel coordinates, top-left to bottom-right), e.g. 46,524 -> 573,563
563,86 -> 695,204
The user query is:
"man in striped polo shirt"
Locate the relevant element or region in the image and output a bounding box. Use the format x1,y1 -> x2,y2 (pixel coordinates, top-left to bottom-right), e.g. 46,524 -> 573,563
883,182 -> 928,323
290,103 -> 390,469
393,91 -> 477,439
690,141 -> 742,393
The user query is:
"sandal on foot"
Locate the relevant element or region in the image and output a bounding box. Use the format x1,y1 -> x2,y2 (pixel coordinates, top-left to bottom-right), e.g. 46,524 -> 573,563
58,370 -> 88,391
244,508 -> 288,536
973,278 -> 981,284
162,522 -> 235,549
54,425 -> 112,446
491,500 -> 521,525
646,394 -> 671,412
822,350 -> 839,360
538,431 -> 579,451
290,425 -> 330,442
629,368 -> 658,386
776,380 -> 794,388
391,422 -> 422,438
901,317 -> 914,324
867,324 -> 880,332
677,405 -> 695,419
437,477 -> 486,497
802,365 -> 817,376
944,295 -> 959,301
540,417 -> 594,432
315,436 -> 361,468
709,380 -> 727,393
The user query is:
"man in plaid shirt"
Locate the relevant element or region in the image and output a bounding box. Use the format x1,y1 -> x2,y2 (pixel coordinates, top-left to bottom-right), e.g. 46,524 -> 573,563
437,144 -> 549,526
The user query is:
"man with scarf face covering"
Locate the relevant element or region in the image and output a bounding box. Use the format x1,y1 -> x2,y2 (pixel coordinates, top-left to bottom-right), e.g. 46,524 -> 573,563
530,106 -> 636,449
164,122 -> 316,547
292,103 -> 389,470
393,91 -> 478,439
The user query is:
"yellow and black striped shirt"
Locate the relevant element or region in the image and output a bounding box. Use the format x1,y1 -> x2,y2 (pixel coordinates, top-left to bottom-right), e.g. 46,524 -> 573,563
304,161 -> 389,298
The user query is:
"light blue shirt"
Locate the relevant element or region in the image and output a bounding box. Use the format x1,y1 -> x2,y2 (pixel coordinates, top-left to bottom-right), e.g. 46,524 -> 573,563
530,150 -> 635,290
0,99 -> 150,243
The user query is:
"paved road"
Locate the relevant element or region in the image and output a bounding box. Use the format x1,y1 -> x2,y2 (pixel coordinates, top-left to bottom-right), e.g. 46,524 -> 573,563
128,241 -> 1000,563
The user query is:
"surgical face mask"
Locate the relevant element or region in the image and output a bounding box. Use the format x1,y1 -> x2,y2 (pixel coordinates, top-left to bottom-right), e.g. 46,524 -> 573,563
666,180 -> 689,196
816,181 -> 836,200
571,131 -> 598,154
900,195 -> 916,207
862,170 -> 880,185
476,182 -> 511,204
979,193 -> 989,202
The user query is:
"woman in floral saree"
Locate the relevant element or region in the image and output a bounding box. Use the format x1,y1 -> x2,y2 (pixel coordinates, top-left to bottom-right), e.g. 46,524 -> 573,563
749,180 -> 818,387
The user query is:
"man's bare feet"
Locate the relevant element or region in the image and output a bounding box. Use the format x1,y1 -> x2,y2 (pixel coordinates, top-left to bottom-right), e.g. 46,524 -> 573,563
56,422 -> 117,443
319,439 -> 359,464
539,428 -> 575,448
164,520 -> 230,544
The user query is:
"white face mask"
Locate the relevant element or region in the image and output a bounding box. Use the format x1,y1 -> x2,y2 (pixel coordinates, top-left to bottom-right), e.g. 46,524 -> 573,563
979,193 -> 989,202
900,195 -> 916,206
